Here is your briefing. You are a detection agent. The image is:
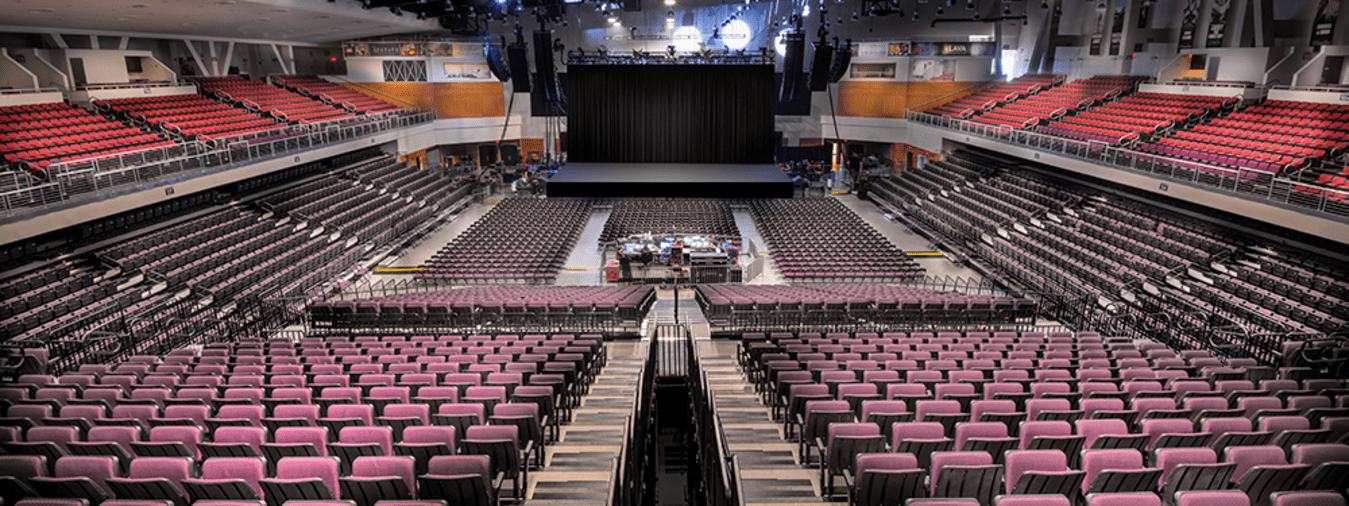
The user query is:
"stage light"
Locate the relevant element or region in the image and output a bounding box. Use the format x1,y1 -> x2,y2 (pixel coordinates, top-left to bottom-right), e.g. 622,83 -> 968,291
912,11 -> 919,19
774,28 -> 790,56
673,25 -> 701,52
721,19 -> 751,50
802,3 -> 810,16
851,11 -> 857,20
665,0 -> 675,4
936,6 -> 943,15
1003,5 -> 1011,14
1041,0 -> 1048,7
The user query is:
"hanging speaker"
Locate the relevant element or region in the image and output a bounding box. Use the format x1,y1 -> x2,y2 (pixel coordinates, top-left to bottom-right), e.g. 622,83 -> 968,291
507,44 -> 532,93
808,41 -> 834,92
533,30 -> 560,102
484,43 -> 511,82
828,42 -> 852,83
780,31 -> 805,102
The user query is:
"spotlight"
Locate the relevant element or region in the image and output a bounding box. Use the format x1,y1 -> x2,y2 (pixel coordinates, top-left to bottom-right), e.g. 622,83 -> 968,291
608,15 -> 617,23
972,11 -> 979,19
851,11 -> 858,20
936,6 -> 943,15
1041,0 -> 1048,7
1023,17 -> 1028,24
665,0 -> 675,4
966,1 -> 973,9
1003,5 -> 1011,14
912,11 -> 919,19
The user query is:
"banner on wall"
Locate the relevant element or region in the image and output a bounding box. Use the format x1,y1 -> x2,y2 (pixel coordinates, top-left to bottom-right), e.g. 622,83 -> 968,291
1205,0 -> 1231,47
887,42 -> 910,56
1178,0 -> 1200,49
1311,0 -> 1340,47
912,43 -> 938,56
1089,0 -> 1108,55
1108,0 -> 1126,55
942,43 -> 971,56
343,43 -> 370,57
853,42 -> 892,58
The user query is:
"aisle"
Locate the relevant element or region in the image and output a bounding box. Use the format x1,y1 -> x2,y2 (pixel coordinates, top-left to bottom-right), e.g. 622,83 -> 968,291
698,340 -> 821,506
525,340 -> 645,505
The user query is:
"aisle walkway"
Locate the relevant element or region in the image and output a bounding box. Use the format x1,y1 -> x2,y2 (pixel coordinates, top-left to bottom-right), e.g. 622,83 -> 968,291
526,340 -> 645,505
555,207 -> 612,286
699,340 -> 821,506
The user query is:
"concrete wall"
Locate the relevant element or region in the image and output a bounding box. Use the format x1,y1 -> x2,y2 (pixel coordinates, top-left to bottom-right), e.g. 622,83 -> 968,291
1137,82 -> 1264,101
7,48 -> 69,90
0,91 -> 64,108
1266,88 -> 1349,105
68,86 -> 200,105
0,49 -> 39,91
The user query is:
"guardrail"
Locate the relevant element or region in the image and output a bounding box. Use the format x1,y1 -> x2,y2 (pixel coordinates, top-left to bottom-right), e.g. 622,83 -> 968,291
0,87 -> 63,96
906,111 -> 1349,219
0,110 -> 435,218
78,81 -> 189,90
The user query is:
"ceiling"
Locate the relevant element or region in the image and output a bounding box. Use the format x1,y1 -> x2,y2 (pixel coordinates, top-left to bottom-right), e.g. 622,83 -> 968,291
0,0 -> 443,44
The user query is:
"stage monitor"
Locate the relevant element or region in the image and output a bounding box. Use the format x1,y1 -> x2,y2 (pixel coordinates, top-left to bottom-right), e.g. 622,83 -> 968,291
567,64 -> 775,164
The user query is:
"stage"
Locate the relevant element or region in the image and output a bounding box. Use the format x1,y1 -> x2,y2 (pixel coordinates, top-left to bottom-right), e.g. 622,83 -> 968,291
546,163 -> 794,198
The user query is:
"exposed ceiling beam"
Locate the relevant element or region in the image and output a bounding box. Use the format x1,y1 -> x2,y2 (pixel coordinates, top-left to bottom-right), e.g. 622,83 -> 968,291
0,24 -> 332,47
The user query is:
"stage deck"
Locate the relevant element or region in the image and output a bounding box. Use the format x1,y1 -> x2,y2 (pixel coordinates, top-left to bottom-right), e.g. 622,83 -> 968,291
546,163 -> 793,198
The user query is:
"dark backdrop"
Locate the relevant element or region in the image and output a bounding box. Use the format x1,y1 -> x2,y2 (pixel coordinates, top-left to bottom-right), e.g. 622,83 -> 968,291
567,64 -> 776,164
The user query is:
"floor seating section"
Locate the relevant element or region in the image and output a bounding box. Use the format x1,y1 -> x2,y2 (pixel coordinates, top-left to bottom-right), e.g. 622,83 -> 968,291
272,76 -> 405,115
927,74 -> 1067,119
738,328 -> 1349,506
872,151 -> 1349,362
696,286 -> 1030,329
1,102 -> 176,171
599,198 -> 741,243
1,331 -> 610,505
95,94 -> 280,143
969,75 -> 1149,131
310,286 -> 657,330
694,284 -> 1035,327
418,198 -> 593,284
190,77 -> 356,125
1040,93 -> 1229,147
749,198 -> 925,282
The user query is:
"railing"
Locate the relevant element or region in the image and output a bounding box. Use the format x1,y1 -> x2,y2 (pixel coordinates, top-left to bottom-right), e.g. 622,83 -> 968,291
610,326 -> 659,506
0,110 -> 436,218
687,323 -> 745,506
1157,80 -> 1255,89
0,87 -> 62,95
906,111 -> 1349,219
1269,84 -> 1349,92
78,81 -> 189,90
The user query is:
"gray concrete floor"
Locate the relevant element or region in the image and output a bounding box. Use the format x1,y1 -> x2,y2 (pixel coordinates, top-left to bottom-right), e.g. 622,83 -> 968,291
553,208 -> 611,286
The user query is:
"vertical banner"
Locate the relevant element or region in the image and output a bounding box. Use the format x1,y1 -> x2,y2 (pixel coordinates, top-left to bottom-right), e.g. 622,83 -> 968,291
1109,0 -> 1127,55
1205,0 -> 1231,47
1178,0 -> 1200,49
1311,0 -> 1340,47
1089,1 -> 1108,55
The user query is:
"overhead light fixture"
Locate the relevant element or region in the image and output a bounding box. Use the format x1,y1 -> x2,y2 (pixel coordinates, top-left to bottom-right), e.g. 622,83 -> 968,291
802,3 -> 810,16
912,11 -> 919,19
665,0 -> 675,5
608,15 -> 617,22
1003,5 -> 1011,14
936,6 -> 943,15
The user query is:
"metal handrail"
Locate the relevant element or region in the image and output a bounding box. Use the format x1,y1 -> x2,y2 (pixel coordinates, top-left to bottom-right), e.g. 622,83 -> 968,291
0,87 -> 63,95
905,110 -> 1349,219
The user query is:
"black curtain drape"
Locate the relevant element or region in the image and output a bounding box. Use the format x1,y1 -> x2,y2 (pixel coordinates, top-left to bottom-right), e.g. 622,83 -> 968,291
567,65 -> 776,164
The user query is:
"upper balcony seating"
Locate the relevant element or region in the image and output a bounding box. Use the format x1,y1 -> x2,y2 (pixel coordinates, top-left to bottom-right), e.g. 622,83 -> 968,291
190,77 -> 356,125
928,74 -> 1067,119
97,94 -> 279,143
0,102 -> 175,171
1039,93 -> 1228,147
968,75 -> 1150,131
273,76 -> 405,115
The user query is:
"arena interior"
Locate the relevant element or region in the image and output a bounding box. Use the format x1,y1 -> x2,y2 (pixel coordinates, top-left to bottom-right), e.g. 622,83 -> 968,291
0,1 -> 1347,506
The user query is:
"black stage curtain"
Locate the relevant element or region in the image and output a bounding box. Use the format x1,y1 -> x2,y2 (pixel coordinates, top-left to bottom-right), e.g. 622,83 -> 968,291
567,64 -> 776,164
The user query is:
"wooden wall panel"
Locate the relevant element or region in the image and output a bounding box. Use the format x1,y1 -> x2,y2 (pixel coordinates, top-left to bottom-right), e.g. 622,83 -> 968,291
433,82 -> 506,118
338,82 -> 434,111
837,81 -> 982,117
517,139 -> 544,155
340,82 -> 507,118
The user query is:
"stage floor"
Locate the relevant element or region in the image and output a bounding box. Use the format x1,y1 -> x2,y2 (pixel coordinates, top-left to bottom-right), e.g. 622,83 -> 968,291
547,163 -> 793,198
